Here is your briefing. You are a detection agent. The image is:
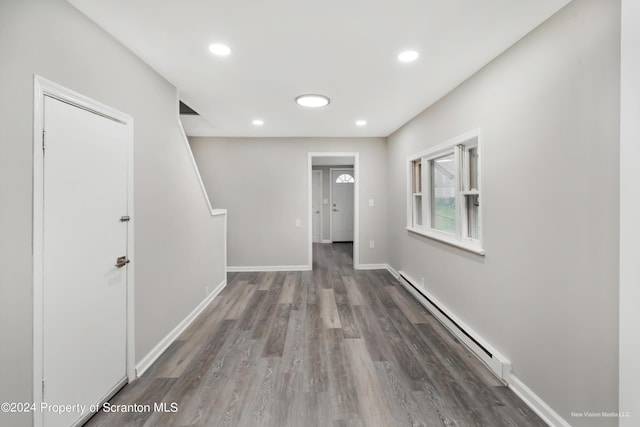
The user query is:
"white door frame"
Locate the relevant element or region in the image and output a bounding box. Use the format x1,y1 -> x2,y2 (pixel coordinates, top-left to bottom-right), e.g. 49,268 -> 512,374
307,152 -> 359,269
32,76 -> 135,427
620,2 -> 640,420
329,167 -> 354,242
312,169 -> 323,243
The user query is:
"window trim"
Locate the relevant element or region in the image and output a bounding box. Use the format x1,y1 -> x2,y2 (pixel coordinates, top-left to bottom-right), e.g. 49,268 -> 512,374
406,129 -> 485,256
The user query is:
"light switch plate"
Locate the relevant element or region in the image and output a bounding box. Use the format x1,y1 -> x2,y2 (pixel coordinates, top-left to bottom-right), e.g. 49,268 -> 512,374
369,198 -> 375,207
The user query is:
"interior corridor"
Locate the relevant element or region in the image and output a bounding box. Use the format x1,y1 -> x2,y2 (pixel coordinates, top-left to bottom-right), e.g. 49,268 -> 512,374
85,243 -> 545,426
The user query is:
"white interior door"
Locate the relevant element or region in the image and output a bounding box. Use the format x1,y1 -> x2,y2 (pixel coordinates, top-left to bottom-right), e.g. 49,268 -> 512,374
43,96 -> 129,426
312,170 -> 322,242
331,168 -> 354,242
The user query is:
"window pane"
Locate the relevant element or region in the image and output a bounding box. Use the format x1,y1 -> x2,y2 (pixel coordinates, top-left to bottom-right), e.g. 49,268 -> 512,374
469,147 -> 479,191
413,160 -> 422,193
431,153 -> 456,233
466,194 -> 479,239
412,159 -> 423,227
414,194 -> 422,226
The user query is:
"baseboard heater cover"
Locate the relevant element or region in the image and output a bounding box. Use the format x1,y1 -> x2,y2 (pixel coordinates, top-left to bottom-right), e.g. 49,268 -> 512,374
400,273 -> 492,358
397,271 -> 511,383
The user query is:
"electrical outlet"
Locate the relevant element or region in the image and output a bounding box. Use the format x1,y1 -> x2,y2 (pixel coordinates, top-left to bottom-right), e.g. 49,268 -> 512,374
295,219 -> 301,227
420,277 -> 425,287
206,285 -> 210,296
369,240 -> 375,249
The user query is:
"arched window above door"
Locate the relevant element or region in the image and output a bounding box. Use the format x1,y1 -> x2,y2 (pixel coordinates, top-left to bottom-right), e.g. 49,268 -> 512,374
335,174 -> 355,184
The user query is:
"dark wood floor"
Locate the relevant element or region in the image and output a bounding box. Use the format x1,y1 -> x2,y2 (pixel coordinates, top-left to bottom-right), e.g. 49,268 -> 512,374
85,243 -> 545,427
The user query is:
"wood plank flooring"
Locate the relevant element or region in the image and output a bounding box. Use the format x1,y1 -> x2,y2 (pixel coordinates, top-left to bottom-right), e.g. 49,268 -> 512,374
85,243 -> 546,427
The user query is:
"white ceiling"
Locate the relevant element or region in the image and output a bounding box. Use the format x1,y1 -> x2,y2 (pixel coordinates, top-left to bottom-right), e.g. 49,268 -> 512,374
69,0 -> 570,138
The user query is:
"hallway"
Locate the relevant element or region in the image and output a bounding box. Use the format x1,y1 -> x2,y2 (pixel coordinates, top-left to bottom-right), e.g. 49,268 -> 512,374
85,243 -> 545,426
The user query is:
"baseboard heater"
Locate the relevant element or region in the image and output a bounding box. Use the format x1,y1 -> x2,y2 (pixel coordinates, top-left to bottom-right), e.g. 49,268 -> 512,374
397,271 -> 511,383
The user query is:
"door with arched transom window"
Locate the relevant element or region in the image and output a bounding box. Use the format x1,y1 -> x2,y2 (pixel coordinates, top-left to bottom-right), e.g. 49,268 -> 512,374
331,168 -> 354,242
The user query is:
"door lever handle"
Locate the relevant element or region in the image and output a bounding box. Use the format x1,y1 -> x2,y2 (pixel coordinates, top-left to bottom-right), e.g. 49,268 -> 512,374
115,256 -> 130,268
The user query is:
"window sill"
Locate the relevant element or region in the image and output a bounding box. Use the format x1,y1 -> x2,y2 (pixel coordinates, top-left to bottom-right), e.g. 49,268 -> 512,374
406,227 -> 485,256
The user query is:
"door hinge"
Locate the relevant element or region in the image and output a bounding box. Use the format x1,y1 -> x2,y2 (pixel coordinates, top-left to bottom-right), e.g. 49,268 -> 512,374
42,129 -> 46,152
120,216 -> 130,222
42,378 -> 45,398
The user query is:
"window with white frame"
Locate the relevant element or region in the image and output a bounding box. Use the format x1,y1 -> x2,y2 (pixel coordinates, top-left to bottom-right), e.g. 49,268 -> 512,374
407,130 -> 484,255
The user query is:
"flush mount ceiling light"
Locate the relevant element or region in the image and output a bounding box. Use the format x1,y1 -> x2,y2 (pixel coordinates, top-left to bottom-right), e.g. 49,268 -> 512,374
356,120 -> 367,126
295,94 -> 330,108
252,119 -> 264,126
398,50 -> 419,62
208,43 -> 231,56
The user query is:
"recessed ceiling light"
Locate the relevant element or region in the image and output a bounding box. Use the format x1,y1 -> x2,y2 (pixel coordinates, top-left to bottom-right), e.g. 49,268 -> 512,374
209,43 -> 231,56
252,119 -> 264,126
295,94 -> 330,108
398,50 -> 419,62
356,120 -> 367,126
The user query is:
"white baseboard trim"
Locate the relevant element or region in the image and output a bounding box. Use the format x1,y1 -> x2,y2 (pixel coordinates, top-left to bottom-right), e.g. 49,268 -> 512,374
385,264 -> 400,278
355,263 -> 389,270
397,270 -> 511,382
136,278 -> 226,377
509,375 -> 570,427
353,263 -> 399,278
227,265 -> 310,272
321,240 -> 333,244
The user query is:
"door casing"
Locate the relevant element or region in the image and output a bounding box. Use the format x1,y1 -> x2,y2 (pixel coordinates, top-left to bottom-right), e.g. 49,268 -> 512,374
312,170 -> 323,242
32,76 -> 135,427
307,153 -> 359,269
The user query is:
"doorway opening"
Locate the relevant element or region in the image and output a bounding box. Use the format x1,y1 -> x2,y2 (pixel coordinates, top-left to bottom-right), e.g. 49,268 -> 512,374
308,153 -> 359,270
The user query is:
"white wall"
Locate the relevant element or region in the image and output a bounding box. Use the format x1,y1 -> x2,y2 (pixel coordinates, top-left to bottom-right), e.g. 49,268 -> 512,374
0,2 -> 225,425
190,138 -> 387,269
619,0 -> 640,424
386,0 -> 620,424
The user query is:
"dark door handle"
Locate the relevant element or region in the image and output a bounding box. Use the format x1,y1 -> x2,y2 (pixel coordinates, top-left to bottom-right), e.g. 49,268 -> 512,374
115,256 -> 130,268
